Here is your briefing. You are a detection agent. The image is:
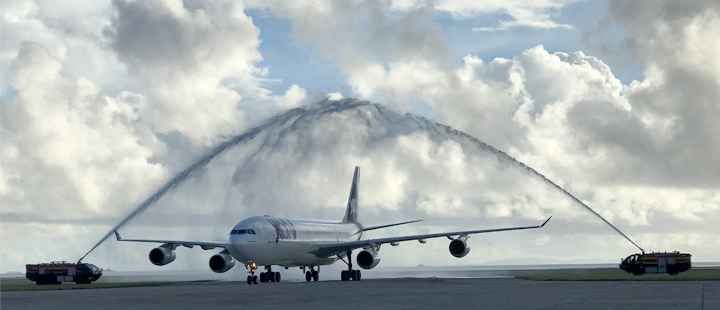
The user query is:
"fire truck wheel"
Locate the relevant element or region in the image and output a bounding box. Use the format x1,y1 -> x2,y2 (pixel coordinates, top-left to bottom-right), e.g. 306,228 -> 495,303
632,265 -> 644,275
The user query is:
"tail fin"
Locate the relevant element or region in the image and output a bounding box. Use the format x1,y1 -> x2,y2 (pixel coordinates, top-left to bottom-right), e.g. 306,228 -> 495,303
342,166 -> 360,223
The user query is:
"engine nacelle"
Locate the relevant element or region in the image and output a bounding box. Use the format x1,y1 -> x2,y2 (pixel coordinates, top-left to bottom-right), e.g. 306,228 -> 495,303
149,246 -> 176,266
356,249 -> 381,269
209,252 -> 236,273
449,238 -> 470,258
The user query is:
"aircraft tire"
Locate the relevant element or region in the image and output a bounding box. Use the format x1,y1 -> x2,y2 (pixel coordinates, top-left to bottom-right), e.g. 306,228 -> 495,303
247,276 -> 253,285
253,276 -> 259,284
306,271 -> 312,282
355,270 -> 361,281
312,271 -> 319,281
341,270 -> 348,281
275,272 -> 281,282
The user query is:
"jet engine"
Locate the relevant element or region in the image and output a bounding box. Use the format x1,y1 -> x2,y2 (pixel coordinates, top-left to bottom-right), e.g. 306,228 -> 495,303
149,246 -> 176,266
209,252 -> 236,273
449,238 -> 470,258
356,249 -> 381,269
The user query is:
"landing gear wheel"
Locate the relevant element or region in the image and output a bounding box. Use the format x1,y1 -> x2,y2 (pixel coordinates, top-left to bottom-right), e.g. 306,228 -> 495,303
247,276 -> 253,285
259,273 -> 267,283
312,270 -> 319,281
305,271 -> 312,282
340,250 -> 362,281
253,276 -> 258,284
274,272 -> 281,282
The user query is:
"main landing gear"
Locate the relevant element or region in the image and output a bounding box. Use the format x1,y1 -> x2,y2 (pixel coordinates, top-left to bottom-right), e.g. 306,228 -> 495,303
260,266 -> 281,283
340,250 -> 361,281
245,262 -> 259,285
303,266 -> 319,282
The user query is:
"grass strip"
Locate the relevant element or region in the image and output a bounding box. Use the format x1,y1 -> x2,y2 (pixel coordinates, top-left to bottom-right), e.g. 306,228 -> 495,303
517,268 -> 720,281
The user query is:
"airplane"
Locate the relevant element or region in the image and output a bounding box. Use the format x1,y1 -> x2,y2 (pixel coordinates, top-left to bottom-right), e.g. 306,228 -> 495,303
114,166 -> 552,285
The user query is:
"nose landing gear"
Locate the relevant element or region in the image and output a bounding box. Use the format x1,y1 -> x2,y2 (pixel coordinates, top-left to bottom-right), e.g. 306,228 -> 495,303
245,262 -> 259,285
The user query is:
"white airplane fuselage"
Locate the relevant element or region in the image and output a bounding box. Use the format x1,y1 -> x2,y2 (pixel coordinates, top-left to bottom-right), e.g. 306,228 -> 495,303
226,216 -> 362,267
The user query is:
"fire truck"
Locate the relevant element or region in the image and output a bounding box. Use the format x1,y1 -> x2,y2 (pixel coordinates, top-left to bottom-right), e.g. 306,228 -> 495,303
619,252 -> 691,275
26,261 -> 103,285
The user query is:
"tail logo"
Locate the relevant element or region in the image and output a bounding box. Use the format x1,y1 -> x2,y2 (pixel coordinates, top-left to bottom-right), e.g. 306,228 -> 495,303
343,167 -> 360,223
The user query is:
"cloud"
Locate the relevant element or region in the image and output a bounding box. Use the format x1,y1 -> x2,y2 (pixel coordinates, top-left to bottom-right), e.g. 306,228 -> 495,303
391,0 -> 579,31
102,0 -> 261,144
0,0 -> 308,272
247,0 -> 720,258
327,92 -> 344,100
2,0 -> 720,274
2,41 -> 166,216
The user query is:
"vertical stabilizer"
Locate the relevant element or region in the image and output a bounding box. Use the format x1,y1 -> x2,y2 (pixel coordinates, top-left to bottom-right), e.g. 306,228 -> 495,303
343,166 -> 360,223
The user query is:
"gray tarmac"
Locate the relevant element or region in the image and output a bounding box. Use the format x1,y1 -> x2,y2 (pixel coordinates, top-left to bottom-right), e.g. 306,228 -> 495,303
3,278 -> 719,310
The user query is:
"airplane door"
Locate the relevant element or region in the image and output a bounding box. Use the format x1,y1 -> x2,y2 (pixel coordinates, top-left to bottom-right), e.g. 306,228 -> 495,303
266,223 -> 276,243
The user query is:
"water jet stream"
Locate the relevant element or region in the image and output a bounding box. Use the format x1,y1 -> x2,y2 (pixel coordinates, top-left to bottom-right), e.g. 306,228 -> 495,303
79,99 -> 642,262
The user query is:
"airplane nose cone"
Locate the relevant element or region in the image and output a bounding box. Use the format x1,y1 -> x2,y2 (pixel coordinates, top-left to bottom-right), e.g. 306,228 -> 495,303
227,237 -> 249,262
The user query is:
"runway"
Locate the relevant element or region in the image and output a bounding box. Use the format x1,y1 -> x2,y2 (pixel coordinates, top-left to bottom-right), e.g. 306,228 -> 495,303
3,278 -> 718,310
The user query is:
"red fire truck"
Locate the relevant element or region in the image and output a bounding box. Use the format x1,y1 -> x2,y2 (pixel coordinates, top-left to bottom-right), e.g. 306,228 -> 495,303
26,261 -> 103,285
619,252 -> 691,275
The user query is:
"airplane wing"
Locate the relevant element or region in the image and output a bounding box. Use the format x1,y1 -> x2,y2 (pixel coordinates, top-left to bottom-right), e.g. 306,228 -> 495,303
114,230 -> 226,250
310,217 -> 552,258
357,219 -> 424,234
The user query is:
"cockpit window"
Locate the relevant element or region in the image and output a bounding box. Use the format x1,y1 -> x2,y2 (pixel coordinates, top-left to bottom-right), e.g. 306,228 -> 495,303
231,229 -> 256,235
